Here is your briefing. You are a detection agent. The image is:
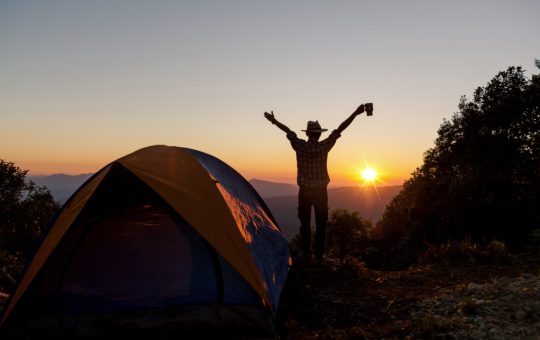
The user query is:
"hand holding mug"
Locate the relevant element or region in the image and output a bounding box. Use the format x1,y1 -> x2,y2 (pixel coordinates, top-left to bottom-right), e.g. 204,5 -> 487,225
364,103 -> 373,116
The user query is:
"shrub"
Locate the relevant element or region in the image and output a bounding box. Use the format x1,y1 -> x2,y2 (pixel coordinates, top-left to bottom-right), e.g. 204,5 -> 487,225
0,160 -> 59,295
529,228 -> 540,259
326,209 -> 371,264
417,238 -> 512,266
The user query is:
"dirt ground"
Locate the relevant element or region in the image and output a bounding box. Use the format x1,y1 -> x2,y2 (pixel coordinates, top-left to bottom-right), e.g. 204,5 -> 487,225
275,257 -> 540,339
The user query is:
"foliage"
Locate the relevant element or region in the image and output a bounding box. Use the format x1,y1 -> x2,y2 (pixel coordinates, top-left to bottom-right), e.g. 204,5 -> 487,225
288,233 -> 303,260
417,239 -> 513,266
325,209 -> 372,263
379,66 -> 540,256
287,209 -> 372,264
360,239 -> 417,270
0,160 -> 60,293
528,228 -> 540,260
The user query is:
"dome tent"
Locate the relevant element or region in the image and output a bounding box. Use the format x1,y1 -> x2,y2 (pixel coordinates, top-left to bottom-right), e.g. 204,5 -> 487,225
0,145 -> 291,338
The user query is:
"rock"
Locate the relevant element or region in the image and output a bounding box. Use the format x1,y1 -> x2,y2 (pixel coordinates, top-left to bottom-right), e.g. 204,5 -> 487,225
412,273 -> 540,338
470,330 -> 487,338
514,310 -> 527,320
467,282 -> 484,290
500,294 -> 513,302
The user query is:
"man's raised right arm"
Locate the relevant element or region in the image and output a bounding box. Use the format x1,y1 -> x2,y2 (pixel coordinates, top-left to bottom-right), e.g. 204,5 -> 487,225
264,111 -> 292,134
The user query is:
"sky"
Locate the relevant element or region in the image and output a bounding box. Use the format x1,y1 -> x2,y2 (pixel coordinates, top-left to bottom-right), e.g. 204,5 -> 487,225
1,1 -> 539,186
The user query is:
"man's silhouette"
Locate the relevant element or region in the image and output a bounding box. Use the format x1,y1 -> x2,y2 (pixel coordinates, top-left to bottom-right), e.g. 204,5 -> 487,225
264,105 -> 366,263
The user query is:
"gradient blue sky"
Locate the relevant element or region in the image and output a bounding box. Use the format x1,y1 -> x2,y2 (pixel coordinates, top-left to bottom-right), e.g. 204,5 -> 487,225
1,1 -> 539,186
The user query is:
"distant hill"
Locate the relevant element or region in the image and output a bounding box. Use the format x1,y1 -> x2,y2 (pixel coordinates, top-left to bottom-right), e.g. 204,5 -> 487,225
262,184 -> 402,241
28,174 -> 402,241
29,173 -> 93,203
249,178 -> 298,198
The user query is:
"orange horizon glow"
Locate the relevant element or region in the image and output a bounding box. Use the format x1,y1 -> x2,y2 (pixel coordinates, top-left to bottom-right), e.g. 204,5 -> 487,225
10,145 -> 413,187
21,160 -> 409,187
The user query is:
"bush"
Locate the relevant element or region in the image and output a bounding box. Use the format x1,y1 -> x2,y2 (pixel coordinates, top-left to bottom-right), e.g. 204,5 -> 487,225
417,239 -> 513,266
287,209 -> 373,265
0,160 -> 59,295
288,233 -> 303,260
326,209 -> 371,264
530,229 -> 540,259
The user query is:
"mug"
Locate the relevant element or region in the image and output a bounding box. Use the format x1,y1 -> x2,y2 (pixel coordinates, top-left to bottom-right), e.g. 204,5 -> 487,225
365,103 -> 373,116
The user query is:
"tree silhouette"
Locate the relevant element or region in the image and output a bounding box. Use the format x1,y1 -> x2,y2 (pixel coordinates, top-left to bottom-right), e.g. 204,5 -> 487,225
379,67 -> 540,253
326,208 -> 371,263
0,160 -> 59,292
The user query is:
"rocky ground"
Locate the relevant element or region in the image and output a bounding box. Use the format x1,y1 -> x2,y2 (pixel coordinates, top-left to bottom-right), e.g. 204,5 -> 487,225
276,258 -> 540,339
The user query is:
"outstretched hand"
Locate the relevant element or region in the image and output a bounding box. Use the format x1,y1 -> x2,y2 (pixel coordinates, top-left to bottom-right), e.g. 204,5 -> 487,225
264,110 -> 275,123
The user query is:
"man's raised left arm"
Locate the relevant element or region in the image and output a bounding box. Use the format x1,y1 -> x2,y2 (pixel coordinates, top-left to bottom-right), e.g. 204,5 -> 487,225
336,104 -> 365,134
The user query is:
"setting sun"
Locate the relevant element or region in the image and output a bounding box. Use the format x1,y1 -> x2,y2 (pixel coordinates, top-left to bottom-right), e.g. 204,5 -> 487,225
361,168 -> 377,182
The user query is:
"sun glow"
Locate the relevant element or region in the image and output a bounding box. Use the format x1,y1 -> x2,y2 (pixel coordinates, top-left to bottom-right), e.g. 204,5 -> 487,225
361,168 -> 377,182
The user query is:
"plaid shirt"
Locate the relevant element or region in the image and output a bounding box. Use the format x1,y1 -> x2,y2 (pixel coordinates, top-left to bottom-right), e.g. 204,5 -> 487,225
287,130 -> 341,187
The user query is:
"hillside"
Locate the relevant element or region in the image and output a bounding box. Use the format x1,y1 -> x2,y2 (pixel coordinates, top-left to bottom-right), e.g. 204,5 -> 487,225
264,185 -> 402,240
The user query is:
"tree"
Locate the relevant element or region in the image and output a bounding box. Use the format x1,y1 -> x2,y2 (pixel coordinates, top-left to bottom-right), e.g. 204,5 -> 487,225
0,160 -> 60,292
326,209 -> 371,263
379,66 -> 540,253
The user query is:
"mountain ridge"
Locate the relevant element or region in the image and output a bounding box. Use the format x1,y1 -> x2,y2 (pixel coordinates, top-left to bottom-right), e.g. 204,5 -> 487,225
29,173 -> 93,203
29,174 -> 402,240
263,184 -> 402,240
249,178 -> 298,198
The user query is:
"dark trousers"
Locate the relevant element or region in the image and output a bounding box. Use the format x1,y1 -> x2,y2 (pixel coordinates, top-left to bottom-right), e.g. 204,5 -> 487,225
298,185 -> 328,259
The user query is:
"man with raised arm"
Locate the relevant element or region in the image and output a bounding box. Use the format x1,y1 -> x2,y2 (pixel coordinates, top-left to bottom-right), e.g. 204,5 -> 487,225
264,105 -> 366,264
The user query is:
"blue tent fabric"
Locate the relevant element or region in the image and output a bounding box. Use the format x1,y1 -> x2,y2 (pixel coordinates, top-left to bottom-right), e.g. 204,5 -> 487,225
53,205 -> 260,314
187,149 -> 290,311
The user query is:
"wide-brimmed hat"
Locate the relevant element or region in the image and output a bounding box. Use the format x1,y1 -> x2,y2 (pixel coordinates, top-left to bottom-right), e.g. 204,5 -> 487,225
301,120 -> 328,133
